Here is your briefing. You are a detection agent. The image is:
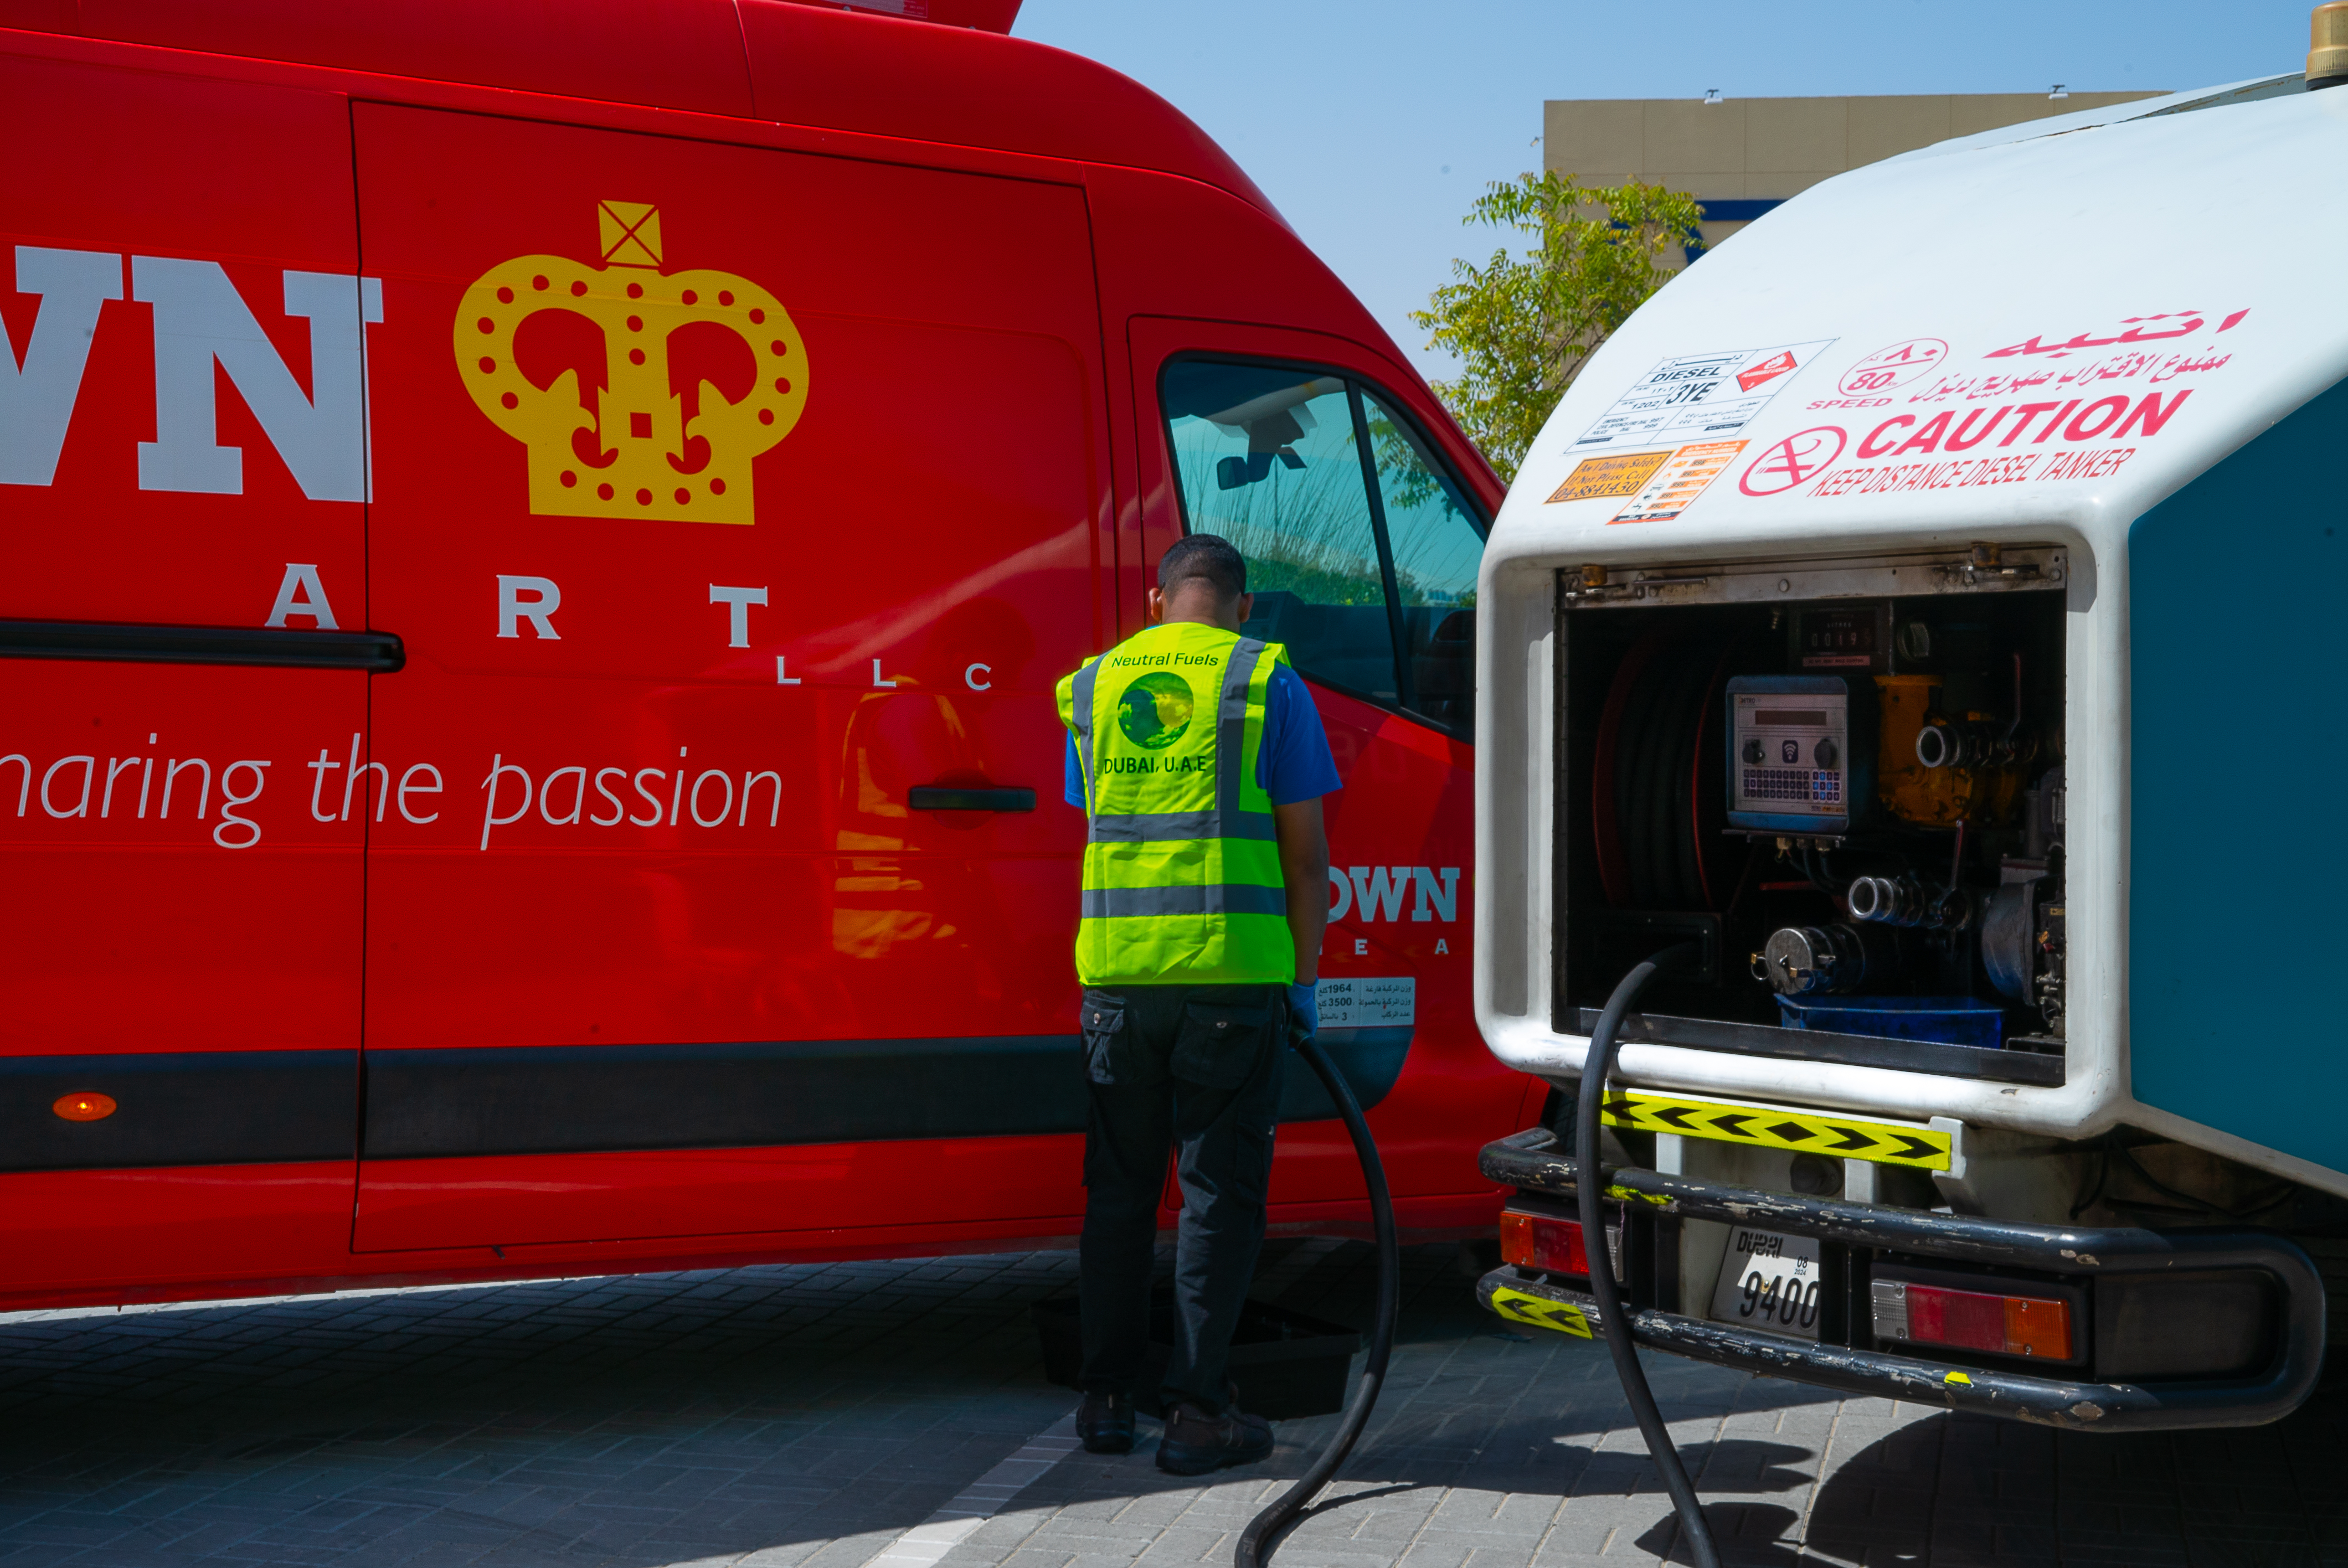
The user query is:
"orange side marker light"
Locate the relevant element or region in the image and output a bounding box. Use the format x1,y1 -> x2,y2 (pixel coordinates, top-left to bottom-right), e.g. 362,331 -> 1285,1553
53,1091 -> 117,1122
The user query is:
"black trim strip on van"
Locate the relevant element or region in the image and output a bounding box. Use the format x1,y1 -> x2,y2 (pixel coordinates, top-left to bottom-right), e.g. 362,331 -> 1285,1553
0,618 -> 404,673
1,1030 -> 1414,1173
361,1028 -> 1413,1159
0,1050 -> 357,1172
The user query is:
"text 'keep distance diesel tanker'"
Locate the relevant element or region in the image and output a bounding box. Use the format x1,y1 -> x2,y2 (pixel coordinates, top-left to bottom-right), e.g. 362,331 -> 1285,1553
1471,58 -> 2348,1427
0,0 -> 1511,1312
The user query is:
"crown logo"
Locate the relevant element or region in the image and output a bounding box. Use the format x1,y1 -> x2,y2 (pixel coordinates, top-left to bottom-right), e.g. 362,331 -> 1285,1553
455,200 -> 807,525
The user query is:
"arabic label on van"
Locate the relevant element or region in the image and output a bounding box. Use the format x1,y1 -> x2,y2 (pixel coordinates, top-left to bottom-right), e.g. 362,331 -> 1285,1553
1316,976 -> 1414,1028
1573,340 -> 1834,449
455,200 -> 809,527
1545,450 -> 1672,503
1611,441 -> 1746,523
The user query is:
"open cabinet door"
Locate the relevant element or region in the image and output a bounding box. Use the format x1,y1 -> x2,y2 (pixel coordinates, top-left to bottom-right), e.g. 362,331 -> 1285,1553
1125,318 -> 1515,1215
351,104 -> 1113,1256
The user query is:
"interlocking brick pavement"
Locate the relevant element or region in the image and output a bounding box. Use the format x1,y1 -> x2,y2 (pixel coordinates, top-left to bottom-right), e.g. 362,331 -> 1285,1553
0,1241 -> 2341,1567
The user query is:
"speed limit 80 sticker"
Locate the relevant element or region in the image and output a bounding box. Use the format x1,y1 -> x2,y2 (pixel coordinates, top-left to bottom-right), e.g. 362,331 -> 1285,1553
1837,338 -> 1948,396
1708,1225 -> 1825,1339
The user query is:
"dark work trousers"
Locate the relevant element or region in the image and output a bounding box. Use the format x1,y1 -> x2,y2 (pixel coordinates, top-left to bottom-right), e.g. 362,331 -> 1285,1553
1077,982 -> 1288,1416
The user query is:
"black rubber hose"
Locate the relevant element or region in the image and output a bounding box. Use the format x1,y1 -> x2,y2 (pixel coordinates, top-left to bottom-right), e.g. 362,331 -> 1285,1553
1233,1032 -> 1399,1568
1577,946 -> 1721,1568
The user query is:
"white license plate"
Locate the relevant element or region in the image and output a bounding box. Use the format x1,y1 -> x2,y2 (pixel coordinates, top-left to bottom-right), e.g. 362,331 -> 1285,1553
1708,1225 -> 1825,1340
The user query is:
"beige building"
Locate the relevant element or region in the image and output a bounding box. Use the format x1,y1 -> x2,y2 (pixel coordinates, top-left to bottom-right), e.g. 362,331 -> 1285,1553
1545,91 -> 2164,254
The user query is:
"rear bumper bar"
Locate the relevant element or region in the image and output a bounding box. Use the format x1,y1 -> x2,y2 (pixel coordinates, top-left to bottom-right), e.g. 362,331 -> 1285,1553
1478,1127 -> 2326,1431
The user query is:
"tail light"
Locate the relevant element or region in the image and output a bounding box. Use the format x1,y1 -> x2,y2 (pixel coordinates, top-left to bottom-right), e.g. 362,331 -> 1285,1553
1872,1277 -> 2073,1359
1499,1206 -> 1618,1279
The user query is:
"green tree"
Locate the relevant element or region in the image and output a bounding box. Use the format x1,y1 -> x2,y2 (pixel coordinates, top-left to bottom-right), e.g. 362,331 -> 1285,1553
1412,172 -> 1706,481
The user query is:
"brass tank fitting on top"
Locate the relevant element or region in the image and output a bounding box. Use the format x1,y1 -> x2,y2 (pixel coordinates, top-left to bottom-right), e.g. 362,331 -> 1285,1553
2311,2 -> 2348,89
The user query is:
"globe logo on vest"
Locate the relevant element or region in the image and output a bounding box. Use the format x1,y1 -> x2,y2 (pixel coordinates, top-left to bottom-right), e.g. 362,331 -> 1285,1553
1118,673 -> 1195,750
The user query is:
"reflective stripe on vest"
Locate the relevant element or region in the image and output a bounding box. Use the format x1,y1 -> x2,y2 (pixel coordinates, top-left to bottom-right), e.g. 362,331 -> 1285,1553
1054,621 -> 1294,987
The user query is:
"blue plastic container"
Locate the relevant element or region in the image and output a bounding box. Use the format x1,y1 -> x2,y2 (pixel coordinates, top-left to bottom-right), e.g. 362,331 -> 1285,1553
1774,994 -> 2004,1050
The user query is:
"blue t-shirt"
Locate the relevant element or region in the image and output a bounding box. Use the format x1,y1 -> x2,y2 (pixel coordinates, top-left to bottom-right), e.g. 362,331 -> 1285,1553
1064,659 -> 1342,809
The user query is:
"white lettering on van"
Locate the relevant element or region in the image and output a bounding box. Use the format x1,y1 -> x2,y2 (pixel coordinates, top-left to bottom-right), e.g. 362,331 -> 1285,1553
775,656 -> 803,685
1348,865 -> 1412,924
398,762 -> 442,823
0,247 -> 122,487
307,747 -> 342,821
965,662 -> 992,691
709,584 -> 767,647
41,755 -> 95,818
872,658 -> 899,688
497,575 -> 562,639
480,754 -> 533,849
1330,865 -> 1464,924
267,562 -> 339,628
1411,866 -> 1461,923
133,259 -> 380,501
341,732 -> 389,821
215,760 -> 269,848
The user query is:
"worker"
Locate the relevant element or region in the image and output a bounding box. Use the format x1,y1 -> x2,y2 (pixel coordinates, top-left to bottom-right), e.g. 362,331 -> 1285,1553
1054,533 -> 1338,1476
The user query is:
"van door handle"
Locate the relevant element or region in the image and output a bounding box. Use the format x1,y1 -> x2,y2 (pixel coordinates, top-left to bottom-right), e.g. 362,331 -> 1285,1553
909,785 -> 1037,812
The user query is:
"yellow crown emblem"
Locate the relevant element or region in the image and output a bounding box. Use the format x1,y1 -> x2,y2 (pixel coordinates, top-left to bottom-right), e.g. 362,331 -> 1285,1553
455,200 -> 807,525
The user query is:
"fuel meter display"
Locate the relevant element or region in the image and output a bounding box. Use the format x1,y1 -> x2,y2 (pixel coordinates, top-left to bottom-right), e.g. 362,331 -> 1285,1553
1727,675 -> 1873,834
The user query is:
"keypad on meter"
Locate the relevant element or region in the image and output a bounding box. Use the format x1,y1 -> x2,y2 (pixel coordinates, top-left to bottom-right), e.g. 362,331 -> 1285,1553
1741,767 -> 1843,804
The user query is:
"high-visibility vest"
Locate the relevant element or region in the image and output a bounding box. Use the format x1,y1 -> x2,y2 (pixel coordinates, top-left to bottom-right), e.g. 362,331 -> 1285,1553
1054,621 -> 1294,987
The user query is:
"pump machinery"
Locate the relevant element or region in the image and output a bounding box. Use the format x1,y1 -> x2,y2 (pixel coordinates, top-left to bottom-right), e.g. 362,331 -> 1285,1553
1468,44 -> 2348,1469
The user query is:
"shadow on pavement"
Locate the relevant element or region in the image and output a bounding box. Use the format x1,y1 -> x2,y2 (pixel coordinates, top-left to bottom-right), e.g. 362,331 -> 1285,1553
1795,1388 -> 2348,1567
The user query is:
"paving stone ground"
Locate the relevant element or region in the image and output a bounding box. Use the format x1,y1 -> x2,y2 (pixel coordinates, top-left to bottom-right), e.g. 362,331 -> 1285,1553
0,1240 -> 2341,1567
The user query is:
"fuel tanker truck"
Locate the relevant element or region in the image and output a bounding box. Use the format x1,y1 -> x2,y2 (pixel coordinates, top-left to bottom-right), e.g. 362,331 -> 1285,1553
1469,50 -> 2348,1427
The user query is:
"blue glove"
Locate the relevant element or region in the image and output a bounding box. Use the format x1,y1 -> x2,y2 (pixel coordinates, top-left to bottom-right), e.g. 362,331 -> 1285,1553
1288,982 -> 1319,1041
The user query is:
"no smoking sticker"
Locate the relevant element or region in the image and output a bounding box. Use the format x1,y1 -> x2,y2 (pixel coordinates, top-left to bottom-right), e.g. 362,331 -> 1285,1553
1739,426 -> 1848,496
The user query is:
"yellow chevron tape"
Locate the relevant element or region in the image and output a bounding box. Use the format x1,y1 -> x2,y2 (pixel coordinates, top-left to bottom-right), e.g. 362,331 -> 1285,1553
1600,1090 -> 1952,1170
1489,1286 -> 1593,1338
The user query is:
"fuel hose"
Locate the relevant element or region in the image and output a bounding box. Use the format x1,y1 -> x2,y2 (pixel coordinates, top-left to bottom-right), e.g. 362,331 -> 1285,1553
1233,1030 -> 1399,1568
1577,946 -> 1720,1568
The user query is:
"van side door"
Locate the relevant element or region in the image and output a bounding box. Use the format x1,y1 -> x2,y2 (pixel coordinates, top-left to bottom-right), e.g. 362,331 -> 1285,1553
0,49 -> 374,1298
350,106 -> 1110,1255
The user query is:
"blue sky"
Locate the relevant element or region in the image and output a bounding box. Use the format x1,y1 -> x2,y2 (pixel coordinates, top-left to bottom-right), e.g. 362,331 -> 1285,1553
1013,2 -> 2312,383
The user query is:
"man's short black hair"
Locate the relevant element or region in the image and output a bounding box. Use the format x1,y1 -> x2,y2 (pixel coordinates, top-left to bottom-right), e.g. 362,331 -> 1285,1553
1159,533 -> 1248,604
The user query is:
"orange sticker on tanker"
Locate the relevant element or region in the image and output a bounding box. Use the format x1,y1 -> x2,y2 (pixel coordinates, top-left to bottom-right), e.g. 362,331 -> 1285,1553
1546,450 -> 1671,503
1573,339 -> 1832,449
1610,441 -> 1745,524
455,200 -> 809,525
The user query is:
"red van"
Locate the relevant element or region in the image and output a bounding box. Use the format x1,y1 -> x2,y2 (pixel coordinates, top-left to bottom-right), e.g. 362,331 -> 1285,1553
0,0 -> 1521,1311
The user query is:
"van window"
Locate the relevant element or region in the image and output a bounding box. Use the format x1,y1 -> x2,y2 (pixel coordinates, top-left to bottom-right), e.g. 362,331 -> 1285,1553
1159,359 -> 1485,732
1364,391 -> 1484,734
1160,360 -> 1398,704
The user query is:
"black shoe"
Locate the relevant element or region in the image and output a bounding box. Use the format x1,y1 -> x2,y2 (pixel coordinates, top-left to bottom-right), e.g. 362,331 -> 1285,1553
1155,1399 -> 1273,1476
1077,1390 -> 1135,1454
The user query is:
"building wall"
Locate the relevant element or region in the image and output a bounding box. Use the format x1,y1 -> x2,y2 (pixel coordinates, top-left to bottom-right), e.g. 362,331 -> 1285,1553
1545,92 -> 2163,254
